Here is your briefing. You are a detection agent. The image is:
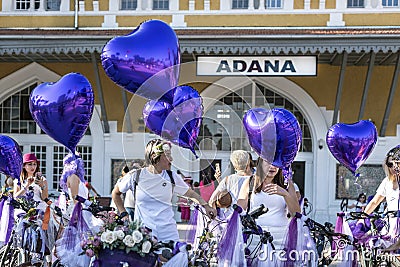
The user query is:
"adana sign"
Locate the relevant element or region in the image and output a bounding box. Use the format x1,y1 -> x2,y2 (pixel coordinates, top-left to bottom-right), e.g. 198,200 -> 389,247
196,56 -> 317,76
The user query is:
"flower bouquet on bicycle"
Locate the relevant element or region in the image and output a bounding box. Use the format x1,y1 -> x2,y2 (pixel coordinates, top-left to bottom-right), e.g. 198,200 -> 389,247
82,210 -> 159,267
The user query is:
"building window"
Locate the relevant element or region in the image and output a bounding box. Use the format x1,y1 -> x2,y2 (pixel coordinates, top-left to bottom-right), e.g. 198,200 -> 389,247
52,145 -> 92,190
266,0 -> 282,8
46,0 -> 60,10
232,0 -> 249,9
347,0 -> 364,7
382,0 -> 399,6
197,82 -> 313,152
121,0 -> 137,10
0,84 -> 37,134
153,0 -> 168,10
15,0 -> 40,10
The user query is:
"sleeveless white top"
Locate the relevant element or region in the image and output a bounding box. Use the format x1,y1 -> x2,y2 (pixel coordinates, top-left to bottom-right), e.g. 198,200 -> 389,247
250,191 -> 290,249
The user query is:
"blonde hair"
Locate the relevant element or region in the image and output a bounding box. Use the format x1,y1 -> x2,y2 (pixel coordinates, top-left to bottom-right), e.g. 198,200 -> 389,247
230,150 -> 250,172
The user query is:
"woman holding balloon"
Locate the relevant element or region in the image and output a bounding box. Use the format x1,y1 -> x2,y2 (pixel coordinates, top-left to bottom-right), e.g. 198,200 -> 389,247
237,157 -> 300,250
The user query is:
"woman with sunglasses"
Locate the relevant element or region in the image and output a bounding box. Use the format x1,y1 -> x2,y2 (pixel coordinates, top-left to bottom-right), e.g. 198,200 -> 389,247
347,193 -> 367,212
112,139 -> 216,243
237,157 -> 300,252
363,146 -> 400,240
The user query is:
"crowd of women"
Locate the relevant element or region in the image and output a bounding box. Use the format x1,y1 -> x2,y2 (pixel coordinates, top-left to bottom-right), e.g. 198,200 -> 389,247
1,140 -> 400,266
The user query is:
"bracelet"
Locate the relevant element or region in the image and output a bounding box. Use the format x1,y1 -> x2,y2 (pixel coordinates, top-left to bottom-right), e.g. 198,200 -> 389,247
120,211 -> 129,218
40,185 -> 46,190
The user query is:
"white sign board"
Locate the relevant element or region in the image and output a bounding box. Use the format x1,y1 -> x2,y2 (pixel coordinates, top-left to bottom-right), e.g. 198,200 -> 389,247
196,56 -> 317,76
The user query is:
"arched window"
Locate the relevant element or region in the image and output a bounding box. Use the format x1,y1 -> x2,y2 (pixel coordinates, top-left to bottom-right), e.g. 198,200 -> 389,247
0,83 -> 37,134
0,83 -> 92,190
197,82 -> 312,152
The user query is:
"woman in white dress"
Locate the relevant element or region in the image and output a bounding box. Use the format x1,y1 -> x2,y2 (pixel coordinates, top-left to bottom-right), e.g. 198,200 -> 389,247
237,157 -> 300,266
55,152 -> 103,267
13,153 -> 48,210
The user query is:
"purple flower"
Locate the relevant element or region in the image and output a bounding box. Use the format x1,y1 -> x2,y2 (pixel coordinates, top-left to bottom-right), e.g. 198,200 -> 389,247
85,249 -> 94,257
93,236 -> 101,246
81,240 -> 87,247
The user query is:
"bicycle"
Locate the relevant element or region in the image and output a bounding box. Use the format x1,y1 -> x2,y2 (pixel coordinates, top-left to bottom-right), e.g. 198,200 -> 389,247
187,202 -> 228,267
0,188 -> 52,267
303,213 -> 353,266
51,195 -> 114,267
336,211 -> 395,267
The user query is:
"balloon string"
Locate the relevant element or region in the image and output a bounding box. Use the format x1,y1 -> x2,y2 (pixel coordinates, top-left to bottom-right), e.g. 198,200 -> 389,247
176,113 -> 217,174
353,174 -> 362,191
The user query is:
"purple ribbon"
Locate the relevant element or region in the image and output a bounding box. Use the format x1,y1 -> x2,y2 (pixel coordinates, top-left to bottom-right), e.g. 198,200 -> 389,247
5,197 -> 14,243
283,215 -> 298,267
186,205 -> 198,244
332,215 -> 344,257
61,202 -> 90,250
0,197 -> 5,220
172,242 -> 187,255
217,208 -> 240,263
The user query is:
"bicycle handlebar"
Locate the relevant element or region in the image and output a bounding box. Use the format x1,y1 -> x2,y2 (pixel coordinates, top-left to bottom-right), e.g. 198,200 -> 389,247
338,211 -> 395,220
304,216 -> 351,242
74,195 -> 114,215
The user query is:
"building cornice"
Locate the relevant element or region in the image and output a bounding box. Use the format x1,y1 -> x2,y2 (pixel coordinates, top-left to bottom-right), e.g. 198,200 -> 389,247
0,27 -> 399,59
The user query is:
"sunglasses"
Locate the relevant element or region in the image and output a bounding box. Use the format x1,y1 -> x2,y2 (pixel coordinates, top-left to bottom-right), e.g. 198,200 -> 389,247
387,161 -> 400,168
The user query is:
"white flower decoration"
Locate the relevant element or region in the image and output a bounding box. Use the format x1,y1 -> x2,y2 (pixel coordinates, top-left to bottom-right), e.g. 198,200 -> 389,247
142,240 -> 152,253
101,230 -> 117,244
132,230 -> 143,243
114,230 -> 125,240
123,235 -> 135,247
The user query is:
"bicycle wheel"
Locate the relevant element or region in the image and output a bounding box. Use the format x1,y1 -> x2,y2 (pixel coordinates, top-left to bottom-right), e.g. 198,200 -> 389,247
51,259 -> 64,267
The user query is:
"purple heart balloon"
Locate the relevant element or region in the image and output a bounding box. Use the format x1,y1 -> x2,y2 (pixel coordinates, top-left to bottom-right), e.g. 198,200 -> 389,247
143,85 -> 203,156
243,108 -> 302,168
0,135 -> 23,179
29,73 -> 94,153
101,20 -> 180,102
326,120 -> 377,175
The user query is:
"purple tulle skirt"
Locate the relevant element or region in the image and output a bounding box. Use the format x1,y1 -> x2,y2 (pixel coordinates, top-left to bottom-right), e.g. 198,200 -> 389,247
96,248 -> 157,267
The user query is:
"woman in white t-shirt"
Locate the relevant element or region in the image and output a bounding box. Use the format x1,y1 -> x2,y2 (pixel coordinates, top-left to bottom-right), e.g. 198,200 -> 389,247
112,139 -> 216,242
363,146 -> 400,240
